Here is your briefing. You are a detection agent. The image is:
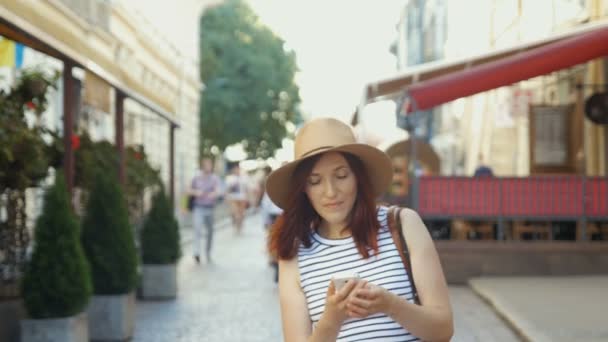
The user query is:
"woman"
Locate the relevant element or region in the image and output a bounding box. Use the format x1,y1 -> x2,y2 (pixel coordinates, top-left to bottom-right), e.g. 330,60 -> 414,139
266,118 -> 453,341
225,162 -> 249,234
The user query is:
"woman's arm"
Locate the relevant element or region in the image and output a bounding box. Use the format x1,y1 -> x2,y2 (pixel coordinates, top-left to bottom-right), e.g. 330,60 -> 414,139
278,257 -> 313,342
388,208 -> 453,340
279,257 -> 363,342
348,208 -> 453,341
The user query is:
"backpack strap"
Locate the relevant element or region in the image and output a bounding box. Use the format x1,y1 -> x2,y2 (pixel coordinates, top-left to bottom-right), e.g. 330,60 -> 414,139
387,206 -> 420,305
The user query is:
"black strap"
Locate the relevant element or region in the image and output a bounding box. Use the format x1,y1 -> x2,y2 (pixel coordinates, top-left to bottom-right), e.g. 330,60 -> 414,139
387,206 -> 420,305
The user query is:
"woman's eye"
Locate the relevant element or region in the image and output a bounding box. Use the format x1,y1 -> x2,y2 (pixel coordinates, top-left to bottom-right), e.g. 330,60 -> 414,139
336,171 -> 349,179
308,178 -> 321,185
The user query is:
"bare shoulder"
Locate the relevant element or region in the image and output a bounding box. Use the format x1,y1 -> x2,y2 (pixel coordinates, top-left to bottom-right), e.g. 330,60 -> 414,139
398,207 -> 434,250
399,207 -> 423,224
278,255 -> 300,286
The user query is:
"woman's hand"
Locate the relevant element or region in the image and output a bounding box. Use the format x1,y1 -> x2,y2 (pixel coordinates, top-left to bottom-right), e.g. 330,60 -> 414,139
321,278 -> 367,324
346,283 -> 395,319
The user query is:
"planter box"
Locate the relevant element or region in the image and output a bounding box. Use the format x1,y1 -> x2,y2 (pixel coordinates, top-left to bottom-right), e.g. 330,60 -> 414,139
142,264 -> 177,300
87,293 -> 135,342
0,298 -> 25,342
20,312 -> 87,342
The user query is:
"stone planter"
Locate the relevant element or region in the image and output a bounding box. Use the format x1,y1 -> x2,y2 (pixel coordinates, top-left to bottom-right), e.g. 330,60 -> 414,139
142,264 -> 177,300
20,311 -> 87,342
0,298 -> 25,342
87,293 -> 135,342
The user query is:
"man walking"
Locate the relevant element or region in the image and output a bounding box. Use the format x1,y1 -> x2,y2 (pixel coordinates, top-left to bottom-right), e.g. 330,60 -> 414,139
190,157 -> 222,263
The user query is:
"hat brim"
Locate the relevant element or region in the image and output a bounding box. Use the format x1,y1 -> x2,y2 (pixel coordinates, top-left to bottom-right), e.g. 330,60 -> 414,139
266,144 -> 393,209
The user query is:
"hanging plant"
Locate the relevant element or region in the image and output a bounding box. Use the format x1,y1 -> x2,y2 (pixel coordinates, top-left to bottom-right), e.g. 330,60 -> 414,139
0,68 -> 60,192
0,67 -> 59,298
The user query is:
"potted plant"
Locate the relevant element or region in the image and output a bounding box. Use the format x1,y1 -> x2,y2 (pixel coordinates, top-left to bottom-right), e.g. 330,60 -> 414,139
20,174 -> 92,342
81,170 -> 138,341
140,187 -> 182,299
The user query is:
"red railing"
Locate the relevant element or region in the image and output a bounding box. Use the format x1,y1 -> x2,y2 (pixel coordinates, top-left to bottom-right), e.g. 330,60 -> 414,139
417,176 -> 608,219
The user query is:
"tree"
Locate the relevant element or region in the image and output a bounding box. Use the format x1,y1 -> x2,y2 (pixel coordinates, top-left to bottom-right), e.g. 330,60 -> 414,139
199,0 -> 301,159
81,170 -> 138,295
0,68 -> 59,293
21,173 -> 92,318
140,187 -> 181,264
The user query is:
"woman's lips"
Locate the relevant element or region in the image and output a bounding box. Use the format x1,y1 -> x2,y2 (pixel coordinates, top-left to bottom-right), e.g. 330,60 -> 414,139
323,201 -> 343,209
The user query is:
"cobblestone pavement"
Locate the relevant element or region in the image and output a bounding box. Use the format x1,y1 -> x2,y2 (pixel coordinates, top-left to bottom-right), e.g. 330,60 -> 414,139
134,212 -> 282,341
450,287 -> 521,342
134,211 -> 519,342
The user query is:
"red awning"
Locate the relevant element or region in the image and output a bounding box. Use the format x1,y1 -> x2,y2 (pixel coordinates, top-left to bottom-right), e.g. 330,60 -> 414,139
364,21 -> 608,104
405,25 -> 608,112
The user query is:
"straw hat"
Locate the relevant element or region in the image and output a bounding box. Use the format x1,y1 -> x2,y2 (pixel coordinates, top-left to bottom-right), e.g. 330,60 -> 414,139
266,118 -> 392,209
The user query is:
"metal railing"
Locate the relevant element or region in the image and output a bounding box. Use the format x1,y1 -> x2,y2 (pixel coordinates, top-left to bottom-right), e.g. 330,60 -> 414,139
417,176 -> 608,221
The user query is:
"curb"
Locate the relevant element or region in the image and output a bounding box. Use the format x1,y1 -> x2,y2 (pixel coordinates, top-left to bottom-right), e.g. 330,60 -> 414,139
468,279 -> 549,342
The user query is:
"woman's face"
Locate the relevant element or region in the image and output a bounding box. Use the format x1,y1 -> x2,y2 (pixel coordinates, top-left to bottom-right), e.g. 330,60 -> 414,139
305,152 -> 357,230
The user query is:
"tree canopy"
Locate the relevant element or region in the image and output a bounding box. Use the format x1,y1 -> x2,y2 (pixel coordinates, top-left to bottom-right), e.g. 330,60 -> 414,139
199,0 -> 301,159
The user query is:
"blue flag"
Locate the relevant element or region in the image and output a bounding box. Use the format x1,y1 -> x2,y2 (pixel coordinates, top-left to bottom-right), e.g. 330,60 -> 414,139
15,43 -> 24,68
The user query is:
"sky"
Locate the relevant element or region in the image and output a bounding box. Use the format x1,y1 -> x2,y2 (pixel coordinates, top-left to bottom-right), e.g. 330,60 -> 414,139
247,0 -> 404,122
124,0 -> 407,162
124,0 -> 405,122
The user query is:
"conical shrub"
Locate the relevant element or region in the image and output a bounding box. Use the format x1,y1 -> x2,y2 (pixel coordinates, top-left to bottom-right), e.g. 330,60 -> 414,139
81,170 -> 137,294
141,187 -> 182,264
21,173 -> 92,318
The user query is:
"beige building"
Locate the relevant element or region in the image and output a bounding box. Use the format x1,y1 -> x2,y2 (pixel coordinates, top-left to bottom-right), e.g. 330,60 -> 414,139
448,0 -> 605,177
367,0 -> 607,178
0,0 -> 214,209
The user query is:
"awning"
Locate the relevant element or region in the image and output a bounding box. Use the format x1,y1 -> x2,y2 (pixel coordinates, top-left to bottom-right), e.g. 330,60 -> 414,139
364,21 -> 608,107
0,6 -> 179,127
405,25 -> 608,112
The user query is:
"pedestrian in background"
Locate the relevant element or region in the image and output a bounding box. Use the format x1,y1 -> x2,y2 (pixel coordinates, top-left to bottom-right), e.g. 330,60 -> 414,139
266,118 -> 453,341
225,162 -> 249,235
189,157 -> 222,264
260,165 -> 283,282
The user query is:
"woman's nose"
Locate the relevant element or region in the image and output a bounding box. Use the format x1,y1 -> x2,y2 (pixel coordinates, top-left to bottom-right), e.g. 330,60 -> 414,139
323,179 -> 337,197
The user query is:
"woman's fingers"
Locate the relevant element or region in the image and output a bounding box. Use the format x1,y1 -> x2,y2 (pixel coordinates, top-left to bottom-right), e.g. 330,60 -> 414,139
334,279 -> 358,301
356,284 -> 379,300
327,279 -> 336,296
348,295 -> 370,309
347,303 -> 368,318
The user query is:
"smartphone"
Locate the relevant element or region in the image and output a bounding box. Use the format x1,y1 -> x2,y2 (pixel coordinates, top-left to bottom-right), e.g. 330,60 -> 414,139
332,272 -> 359,291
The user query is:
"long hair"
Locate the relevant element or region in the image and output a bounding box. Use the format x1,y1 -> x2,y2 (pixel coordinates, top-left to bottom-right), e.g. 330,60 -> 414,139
268,152 -> 381,260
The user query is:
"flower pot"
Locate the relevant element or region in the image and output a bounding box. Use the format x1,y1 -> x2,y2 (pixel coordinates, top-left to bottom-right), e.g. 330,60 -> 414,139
0,298 -> 25,342
20,311 -> 87,342
141,264 -> 177,300
87,292 -> 135,341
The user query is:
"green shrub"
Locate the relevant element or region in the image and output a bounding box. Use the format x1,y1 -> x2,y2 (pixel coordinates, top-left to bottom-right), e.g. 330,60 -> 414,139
141,188 -> 182,264
81,170 -> 138,294
21,173 -> 92,318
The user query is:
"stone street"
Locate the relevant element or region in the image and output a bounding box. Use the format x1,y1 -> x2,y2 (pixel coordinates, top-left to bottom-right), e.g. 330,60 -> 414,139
133,212 -> 519,341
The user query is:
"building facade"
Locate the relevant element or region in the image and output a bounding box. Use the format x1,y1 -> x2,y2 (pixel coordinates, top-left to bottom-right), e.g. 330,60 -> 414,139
0,0 -> 208,211
392,0 -> 607,177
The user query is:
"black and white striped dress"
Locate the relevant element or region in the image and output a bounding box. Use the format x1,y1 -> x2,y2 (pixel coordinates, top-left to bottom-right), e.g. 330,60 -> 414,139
298,206 -> 420,341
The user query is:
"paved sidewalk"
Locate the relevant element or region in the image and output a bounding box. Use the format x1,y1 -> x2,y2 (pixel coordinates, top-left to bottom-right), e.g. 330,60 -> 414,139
450,287 -> 520,342
133,211 -> 519,341
134,213 -> 282,341
470,276 -> 608,342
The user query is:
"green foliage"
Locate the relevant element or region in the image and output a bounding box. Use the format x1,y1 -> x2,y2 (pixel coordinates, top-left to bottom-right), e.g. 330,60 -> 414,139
70,133 -> 161,197
0,68 -> 59,192
199,0 -> 301,159
21,173 -> 92,318
49,132 -> 161,223
141,188 -> 181,264
81,170 -> 138,294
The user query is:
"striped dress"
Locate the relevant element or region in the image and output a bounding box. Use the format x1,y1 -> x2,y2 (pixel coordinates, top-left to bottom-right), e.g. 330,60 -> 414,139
298,206 -> 420,342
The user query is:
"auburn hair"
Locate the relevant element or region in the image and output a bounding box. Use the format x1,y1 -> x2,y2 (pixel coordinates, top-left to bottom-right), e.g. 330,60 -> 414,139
268,152 -> 381,260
